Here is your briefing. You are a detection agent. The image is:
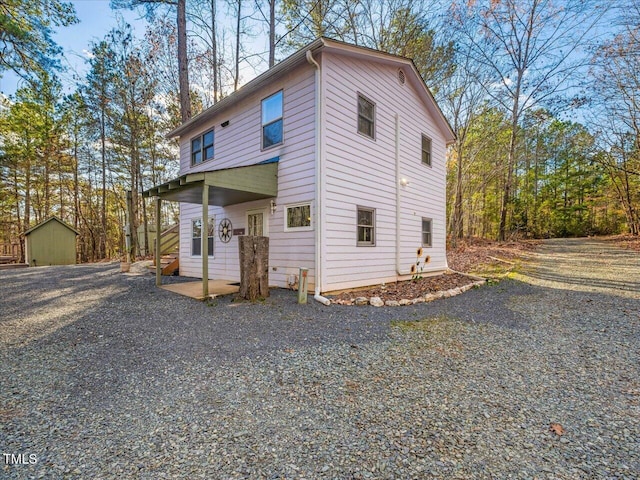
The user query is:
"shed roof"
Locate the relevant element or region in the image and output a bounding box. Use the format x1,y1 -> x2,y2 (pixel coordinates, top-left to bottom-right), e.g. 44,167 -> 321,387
143,158 -> 278,205
24,216 -> 79,236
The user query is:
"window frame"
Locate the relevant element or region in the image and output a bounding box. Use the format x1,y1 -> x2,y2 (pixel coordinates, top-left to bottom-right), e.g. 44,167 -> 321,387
191,128 -> 215,166
284,202 -> 313,232
422,217 -> 432,247
261,90 -> 284,150
191,216 -> 215,257
357,93 -> 376,140
356,206 -> 376,246
421,134 -> 432,167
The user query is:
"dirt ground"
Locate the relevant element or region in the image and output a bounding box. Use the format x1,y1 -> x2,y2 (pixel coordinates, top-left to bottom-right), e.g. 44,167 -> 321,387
446,237 -> 540,275
602,233 -> 640,252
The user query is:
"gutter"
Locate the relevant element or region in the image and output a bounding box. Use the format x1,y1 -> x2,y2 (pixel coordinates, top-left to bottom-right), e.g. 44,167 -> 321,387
306,49 -> 331,306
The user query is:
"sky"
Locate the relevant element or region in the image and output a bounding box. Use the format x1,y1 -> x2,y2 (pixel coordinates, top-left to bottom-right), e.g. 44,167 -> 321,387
0,0 -> 148,97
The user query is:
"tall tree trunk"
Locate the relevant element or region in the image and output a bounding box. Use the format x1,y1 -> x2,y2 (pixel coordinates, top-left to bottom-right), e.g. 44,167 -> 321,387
499,94 -> 521,241
234,0 -> 242,91
268,0 -> 275,67
73,134 -> 79,232
177,0 -> 191,121
453,144 -> 464,240
13,169 -> 24,263
211,0 -> 218,102
100,106 -> 107,259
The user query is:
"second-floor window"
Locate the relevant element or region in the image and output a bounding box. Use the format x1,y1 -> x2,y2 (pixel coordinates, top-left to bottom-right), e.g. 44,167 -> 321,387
262,90 -> 283,149
191,129 -> 215,166
421,135 -> 432,167
357,94 -> 375,139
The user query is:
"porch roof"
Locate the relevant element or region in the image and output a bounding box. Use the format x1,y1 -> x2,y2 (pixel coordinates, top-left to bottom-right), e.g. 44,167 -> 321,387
143,158 -> 278,205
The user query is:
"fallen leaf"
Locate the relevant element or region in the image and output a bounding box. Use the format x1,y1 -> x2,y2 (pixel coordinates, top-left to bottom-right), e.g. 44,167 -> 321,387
550,423 -> 565,436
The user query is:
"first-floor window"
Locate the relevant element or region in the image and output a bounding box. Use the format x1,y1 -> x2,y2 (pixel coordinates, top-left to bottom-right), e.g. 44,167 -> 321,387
357,207 -> 375,246
422,218 -> 432,247
192,217 -> 215,256
285,203 -> 312,231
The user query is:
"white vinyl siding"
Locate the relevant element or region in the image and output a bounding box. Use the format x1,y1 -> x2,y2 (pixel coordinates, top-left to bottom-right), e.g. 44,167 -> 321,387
321,52 -> 448,291
177,64 -> 316,287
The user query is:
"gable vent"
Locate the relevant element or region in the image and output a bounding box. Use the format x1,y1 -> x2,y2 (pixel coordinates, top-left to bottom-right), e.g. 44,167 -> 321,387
398,69 -> 406,85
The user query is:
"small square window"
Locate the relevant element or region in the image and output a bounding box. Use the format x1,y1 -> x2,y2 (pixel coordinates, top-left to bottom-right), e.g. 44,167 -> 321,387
357,94 -> 375,139
357,207 -> 375,246
262,91 -> 283,149
422,135 -> 432,166
422,218 -> 432,247
191,129 -> 214,165
285,203 -> 312,231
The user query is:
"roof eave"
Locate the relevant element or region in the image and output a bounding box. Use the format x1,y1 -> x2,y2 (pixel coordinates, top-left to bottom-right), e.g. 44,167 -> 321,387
166,38 -> 325,139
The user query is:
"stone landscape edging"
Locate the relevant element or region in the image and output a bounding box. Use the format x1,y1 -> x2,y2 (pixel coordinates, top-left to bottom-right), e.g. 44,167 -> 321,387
330,279 -> 487,306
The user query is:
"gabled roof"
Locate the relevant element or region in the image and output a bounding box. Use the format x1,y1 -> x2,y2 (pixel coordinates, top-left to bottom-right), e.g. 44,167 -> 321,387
24,216 -> 79,236
167,37 -> 455,144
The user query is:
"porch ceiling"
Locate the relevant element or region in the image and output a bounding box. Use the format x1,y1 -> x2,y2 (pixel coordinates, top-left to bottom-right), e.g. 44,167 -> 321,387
143,160 -> 278,206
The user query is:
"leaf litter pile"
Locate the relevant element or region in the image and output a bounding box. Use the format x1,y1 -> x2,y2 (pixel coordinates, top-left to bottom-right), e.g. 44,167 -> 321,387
446,237 -> 539,274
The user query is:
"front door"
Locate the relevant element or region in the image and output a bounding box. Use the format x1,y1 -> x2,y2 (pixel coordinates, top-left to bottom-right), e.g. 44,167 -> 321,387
247,208 -> 268,236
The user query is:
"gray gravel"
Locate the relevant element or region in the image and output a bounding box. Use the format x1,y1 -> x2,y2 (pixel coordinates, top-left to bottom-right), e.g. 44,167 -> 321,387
1,238 -> 639,479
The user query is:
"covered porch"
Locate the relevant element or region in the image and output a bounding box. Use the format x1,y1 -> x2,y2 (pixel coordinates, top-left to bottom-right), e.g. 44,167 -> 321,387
143,159 -> 278,299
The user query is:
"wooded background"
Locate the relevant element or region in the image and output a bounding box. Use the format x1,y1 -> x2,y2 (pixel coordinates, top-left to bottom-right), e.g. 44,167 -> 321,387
1,0 -> 638,262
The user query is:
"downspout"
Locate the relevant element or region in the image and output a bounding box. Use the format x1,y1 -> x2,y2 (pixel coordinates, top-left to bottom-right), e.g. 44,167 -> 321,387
306,49 -> 331,305
396,113 -> 411,276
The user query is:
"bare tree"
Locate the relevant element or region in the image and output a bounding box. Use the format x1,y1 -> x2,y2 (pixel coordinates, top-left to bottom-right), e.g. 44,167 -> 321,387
440,52 -> 490,242
452,0 -> 607,240
111,0 -> 192,121
589,1 -> 640,234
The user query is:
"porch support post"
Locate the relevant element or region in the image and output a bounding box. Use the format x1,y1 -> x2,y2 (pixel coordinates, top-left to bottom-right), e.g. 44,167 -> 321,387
155,196 -> 162,286
202,184 -> 209,298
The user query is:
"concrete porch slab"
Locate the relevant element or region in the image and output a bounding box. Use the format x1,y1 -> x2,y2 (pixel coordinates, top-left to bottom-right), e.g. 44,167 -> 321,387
160,279 -> 239,300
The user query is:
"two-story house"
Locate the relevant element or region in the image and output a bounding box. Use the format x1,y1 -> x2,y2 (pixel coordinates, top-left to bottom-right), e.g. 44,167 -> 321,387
144,37 -> 455,303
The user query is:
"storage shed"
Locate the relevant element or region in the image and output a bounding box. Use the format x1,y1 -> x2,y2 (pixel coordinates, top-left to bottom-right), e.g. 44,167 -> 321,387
24,217 -> 78,266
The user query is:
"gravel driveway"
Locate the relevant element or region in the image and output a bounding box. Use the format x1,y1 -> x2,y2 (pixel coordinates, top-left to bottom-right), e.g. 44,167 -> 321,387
1,238 -> 639,479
